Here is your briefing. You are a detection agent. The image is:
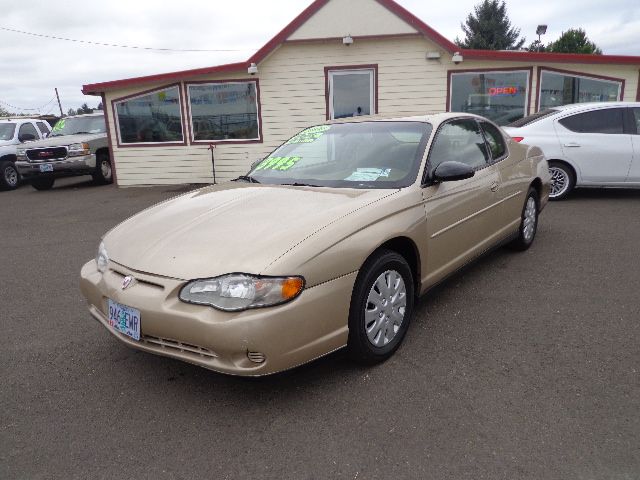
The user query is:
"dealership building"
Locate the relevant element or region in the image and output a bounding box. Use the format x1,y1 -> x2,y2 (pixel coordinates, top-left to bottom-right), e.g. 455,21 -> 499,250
82,0 -> 640,187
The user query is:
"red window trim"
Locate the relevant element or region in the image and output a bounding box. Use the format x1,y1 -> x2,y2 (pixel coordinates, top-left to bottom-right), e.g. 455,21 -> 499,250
324,64 -> 379,120
536,66 -> 626,111
446,67 -> 534,117
111,83 -> 189,148
101,93 -> 118,185
184,78 -> 263,145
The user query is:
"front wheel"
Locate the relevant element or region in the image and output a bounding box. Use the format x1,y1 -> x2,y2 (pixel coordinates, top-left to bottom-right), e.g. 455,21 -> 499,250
548,161 -> 575,200
31,177 -> 55,191
509,188 -> 539,251
347,250 -> 414,364
0,160 -> 20,191
92,153 -> 113,185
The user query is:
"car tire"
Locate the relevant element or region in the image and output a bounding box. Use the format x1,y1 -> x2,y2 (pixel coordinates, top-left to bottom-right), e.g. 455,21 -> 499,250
347,249 -> 414,364
31,177 -> 55,191
92,152 -> 113,185
0,160 -> 20,191
548,161 -> 575,200
509,187 -> 539,251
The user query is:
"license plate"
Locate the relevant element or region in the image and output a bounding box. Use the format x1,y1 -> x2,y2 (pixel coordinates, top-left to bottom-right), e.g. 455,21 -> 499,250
108,299 -> 141,341
39,164 -> 53,172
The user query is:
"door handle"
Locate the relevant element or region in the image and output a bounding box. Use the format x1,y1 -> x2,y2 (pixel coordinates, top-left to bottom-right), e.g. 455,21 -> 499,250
490,182 -> 499,192
564,143 -> 581,148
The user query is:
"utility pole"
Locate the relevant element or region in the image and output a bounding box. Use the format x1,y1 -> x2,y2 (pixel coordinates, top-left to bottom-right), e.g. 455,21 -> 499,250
54,88 -> 63,117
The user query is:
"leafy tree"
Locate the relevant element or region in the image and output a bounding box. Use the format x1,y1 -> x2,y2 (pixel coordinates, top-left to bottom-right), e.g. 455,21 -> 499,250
527,40 -> 546,52
456,0 -> 525,50
67,108 -> 77,116
78,103 -> 93,114
546,28 -> 602,54
0,106 -> 11,117
96,102 -> 103,111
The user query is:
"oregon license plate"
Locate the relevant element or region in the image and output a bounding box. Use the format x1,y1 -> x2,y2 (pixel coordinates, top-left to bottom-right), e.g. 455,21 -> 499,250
39,164 -> 53,172
108,299 -> 141,341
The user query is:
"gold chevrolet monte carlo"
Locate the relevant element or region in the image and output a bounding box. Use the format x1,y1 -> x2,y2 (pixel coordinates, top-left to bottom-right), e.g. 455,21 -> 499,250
80,113 -> 550,376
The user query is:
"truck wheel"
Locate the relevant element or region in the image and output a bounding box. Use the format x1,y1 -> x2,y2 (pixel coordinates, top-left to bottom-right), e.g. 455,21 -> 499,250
31,178 -> 55,191
92,152 -> 113,185
0,160 -> 20,191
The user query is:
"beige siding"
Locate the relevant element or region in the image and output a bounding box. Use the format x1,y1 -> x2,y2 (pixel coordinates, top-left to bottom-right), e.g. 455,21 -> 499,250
287,0 -> 418,40
103,36 -> 640,187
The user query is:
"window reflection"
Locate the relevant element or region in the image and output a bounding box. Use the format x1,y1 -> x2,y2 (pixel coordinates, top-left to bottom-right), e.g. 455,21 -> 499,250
329,69 -> 375,119
539,70 -> 621,110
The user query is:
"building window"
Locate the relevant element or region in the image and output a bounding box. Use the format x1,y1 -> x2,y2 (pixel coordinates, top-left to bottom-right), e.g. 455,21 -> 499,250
449,70 -> 530,125
326,66 -> 377,120
187,81 -> 260,142
114,85 -> 184,144
538,69 -> 622,110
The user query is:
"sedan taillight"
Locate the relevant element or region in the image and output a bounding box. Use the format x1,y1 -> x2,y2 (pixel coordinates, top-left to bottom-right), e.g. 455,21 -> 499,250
511,137 -> 524,143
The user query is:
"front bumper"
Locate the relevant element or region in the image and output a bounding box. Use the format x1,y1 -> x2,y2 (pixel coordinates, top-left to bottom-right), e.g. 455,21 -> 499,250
80,260 -> 356,376
16,154 -> 96,179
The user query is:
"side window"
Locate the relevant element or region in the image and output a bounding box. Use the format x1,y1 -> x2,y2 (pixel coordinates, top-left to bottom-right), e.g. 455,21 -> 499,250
36,122 -> 50,136
558,108 -> 624,134
631,108 -> 640,135
18,122 -> 39,141
480,122 -> 507,161
428,119 -> 490,176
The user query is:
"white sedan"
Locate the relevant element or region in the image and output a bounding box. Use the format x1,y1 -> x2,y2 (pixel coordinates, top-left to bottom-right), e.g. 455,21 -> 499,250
503,102 -> 640,200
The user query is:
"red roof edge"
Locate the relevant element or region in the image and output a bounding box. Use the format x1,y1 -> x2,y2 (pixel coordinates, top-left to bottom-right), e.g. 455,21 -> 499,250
82,0 -> 640,95
376,0 -> 459,52
248,0 -> 331,64
463,49 -> 640,65
82,61 -> 248,95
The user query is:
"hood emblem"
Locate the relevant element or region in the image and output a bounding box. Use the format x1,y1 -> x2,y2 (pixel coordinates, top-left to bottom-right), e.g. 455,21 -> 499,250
121,276 -> 136,290
38,151 -> 53,157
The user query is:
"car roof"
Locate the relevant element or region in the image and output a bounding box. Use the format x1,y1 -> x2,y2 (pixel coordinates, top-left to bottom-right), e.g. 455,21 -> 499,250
327,111 -> 490,125
65,112 -> 104,119
550,101 -> 640,112
0,118 -> 46,123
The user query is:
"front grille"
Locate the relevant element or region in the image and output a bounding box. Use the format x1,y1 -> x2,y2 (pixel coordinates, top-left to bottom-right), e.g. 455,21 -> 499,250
110,269 -> 164,291
247,351 -> 266,364
142,335 -> 218,359
26,146 -> 68,161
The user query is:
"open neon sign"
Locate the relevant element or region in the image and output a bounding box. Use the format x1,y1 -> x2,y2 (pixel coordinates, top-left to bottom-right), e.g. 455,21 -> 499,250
489,86 -> 518,96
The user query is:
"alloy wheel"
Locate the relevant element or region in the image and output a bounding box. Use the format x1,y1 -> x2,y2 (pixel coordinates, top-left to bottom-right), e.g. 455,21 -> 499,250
549,166 -> 569,198
522,196 -> 537,242
4,165 -> 18,187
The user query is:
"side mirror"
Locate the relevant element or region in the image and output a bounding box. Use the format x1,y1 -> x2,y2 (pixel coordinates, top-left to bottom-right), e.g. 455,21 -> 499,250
19,133 -> 36,142
433,161 -> 475,182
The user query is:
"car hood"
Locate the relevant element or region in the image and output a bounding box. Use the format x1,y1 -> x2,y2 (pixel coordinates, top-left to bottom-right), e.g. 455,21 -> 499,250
104,182 -> 397,280
22,133 -> 105,148
0,140 -> 16,148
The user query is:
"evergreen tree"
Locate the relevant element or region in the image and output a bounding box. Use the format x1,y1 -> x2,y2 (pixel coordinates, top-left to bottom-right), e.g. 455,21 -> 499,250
547,28 -> 602,54
456,0 -> 525,50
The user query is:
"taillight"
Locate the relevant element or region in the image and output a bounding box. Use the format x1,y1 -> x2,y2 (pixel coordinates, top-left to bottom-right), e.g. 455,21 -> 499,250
511,137 -> 524,143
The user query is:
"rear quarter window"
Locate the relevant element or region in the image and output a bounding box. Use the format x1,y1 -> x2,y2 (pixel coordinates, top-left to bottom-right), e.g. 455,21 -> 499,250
558,108 -> 624,134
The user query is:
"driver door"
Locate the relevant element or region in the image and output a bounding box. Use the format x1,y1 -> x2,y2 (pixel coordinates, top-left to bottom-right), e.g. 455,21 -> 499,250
421,118 -> 502,287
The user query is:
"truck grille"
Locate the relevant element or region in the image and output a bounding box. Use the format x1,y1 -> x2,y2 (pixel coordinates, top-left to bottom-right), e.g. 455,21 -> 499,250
26,146 -> 68,161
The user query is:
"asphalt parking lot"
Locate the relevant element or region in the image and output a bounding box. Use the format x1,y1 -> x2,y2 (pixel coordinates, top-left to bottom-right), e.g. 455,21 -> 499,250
1,177 -> 639,480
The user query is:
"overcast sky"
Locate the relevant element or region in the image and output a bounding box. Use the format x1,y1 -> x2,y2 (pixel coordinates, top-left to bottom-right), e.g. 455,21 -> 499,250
1,0 -> 638,114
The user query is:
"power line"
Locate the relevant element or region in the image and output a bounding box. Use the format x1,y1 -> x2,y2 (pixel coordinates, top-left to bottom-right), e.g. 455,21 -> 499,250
0,97 -> 56,112
0,26 -> 254,52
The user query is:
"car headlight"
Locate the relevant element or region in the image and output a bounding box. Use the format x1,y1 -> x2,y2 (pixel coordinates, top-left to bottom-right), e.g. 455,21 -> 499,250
16,148 -> 27,161
68,142 -> 90,157
96,241 -> 109,272
179,274 -> 305,312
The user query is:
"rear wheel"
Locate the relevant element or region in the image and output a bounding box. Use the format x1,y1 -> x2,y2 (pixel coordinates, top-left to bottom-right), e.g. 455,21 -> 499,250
0,160 -> 19,191
548,161 -> 575,200
31,177 -> 55,191
347,250 -> 414,364
509,187 -> 539,251
92,152 -> 113,185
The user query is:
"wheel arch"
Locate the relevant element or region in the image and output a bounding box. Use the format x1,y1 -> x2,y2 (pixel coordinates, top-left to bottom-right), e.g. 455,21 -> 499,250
0,154 -> 17,163
548,158 -> 578,183
95,147 -> 110,159
374,236 -> 421,298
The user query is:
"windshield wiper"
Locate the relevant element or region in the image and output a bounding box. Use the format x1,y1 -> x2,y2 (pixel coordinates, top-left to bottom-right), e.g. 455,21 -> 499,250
280,182 -> 322,187
233,175 -> 260,183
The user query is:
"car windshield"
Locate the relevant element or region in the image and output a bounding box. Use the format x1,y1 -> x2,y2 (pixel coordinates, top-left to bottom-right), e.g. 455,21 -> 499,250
508,109 -> 559,128
50,116 -> 106,136
248,121 -> 432,189
0,124 -> 16,141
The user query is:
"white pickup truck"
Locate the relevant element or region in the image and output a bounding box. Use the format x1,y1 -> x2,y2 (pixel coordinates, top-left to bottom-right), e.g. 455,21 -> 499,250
0,118 -> 52,190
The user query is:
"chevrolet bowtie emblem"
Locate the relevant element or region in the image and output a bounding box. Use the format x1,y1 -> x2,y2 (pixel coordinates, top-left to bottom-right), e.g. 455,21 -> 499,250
121,275 -> 136,290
